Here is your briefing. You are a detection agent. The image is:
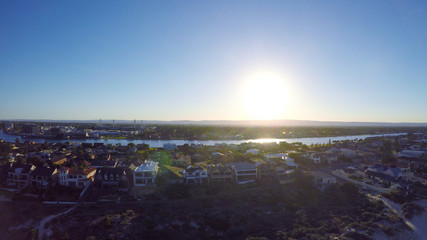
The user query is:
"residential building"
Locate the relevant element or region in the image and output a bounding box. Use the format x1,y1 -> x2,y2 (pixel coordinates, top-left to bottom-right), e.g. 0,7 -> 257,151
321,153 -> 339,164
307,153 -> 321,164
310,171 -> 336,191
207,164 -> 233,183
172,155 -> 191,168
58,167 -> 97,188
229,163 -> 257,184
400,150 -> 424,159
256,163 -> 277,182
95,167 -> 129,191
133,161 -> 159,186
6,164 -> 35,189
31,166 -> 57,189
245,149 -> 260,155
90,160 -> 117,168
182,165 -> 208,184
51,155 -> 67,166
277,168 -> 295,184
162,165 -> 184,184
163,143 -> 176,151
367,164 -> 403,178
211,152 -> 226,162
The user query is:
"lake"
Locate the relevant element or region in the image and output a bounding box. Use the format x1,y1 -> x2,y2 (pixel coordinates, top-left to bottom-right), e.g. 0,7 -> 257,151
0,131 -> 406,147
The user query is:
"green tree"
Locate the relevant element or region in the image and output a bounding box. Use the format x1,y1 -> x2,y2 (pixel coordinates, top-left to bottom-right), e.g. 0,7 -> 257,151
381,141 -> 394,163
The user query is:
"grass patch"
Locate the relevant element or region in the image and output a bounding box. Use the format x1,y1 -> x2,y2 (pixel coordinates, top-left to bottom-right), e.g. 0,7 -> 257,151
150,151 -> 172,166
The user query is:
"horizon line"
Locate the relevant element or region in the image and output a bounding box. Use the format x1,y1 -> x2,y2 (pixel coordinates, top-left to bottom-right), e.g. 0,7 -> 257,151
1,118 -> 427,125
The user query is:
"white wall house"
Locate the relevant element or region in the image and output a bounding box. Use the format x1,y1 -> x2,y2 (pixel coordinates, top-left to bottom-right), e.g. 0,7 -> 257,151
133,161 -> 159,186
229,163 -> 257,184
182,165 -> 208,184
308,153 -> 321,164
58,167 -> 97,188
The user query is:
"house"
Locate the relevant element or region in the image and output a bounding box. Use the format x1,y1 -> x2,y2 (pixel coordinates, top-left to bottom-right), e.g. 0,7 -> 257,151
95,167 -> 129,191
321,153 -> 339,164
390,181 -> 415,196
172,155 -> 191,168
51,155 -> 67,166
277,167 -> 295,184
162,165 -> 184,184
400,150 -> 424,159
256,163 -> 277,182
265,153 -> 298,168
163,143 -> 176,151
341,149 -> 358,158
229,163 -> 257,184
6,164 -> 35,189
368,164 -> 403,178
182,165 -> 208,184
365,170 -> 399,187
310,171 -> 336,191
90,160 -> 117,168
133,161 -> 159,187
81,143 -> 94,148
307,153 -> 321,164
245,149 -> 260,155
207,164 -> 233,183
31,166 -> 57,189
58,167 -> 97,188
211,152 -> 226,162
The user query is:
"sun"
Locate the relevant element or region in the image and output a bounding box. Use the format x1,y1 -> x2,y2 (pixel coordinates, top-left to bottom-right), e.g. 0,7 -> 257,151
243,70 -> 288,120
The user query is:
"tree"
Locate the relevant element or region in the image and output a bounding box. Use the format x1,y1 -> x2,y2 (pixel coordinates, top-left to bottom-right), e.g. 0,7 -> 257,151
381,141 -> 394,163
27,156 -> 45,167
340,182 -> 359,199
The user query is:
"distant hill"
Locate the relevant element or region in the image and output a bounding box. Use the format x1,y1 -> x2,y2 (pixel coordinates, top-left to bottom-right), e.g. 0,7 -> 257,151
2,119 -> 427,127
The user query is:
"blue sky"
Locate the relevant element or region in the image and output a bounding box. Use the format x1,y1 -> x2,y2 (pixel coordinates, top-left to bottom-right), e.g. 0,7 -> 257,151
1,1 -> 427,122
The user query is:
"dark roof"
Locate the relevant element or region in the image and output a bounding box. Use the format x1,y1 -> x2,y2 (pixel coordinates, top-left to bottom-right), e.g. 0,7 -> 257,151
90,160 -> 116,167
96,167 -> 125,180
365,170 -> 397,182
185,165 -> 205,173
7,163 -> 33,174
32,166 -> 55,177
208,166 -> 233,172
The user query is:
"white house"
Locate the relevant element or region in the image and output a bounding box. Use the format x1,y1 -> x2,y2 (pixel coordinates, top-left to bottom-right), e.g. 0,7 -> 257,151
229,163 -> 257,184
245,149 -> 260,155
182,165 -> 208,184
133,161 -> 159,186
265,153 -> 298,168
307,153 -> 321,164
58,167 -> 97,188
6,164 -> 35,189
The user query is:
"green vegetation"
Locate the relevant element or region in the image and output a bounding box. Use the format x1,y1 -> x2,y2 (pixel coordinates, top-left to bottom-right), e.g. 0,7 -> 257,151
149,151 -> 171,166
402,202 -> 425,219
49,173 -> 396,240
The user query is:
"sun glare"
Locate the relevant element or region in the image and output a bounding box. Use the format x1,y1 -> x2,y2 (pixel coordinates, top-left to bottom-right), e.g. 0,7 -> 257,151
243,70 -> 289,120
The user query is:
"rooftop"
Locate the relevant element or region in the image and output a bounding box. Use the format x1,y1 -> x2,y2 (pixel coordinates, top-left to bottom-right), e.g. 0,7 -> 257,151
135,161 -> 158,172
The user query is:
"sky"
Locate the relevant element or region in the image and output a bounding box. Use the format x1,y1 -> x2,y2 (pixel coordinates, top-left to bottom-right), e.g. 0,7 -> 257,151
1,1 -> 427,122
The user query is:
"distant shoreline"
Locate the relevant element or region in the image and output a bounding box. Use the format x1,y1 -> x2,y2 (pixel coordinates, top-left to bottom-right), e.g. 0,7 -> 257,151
2,130 -> 407,142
